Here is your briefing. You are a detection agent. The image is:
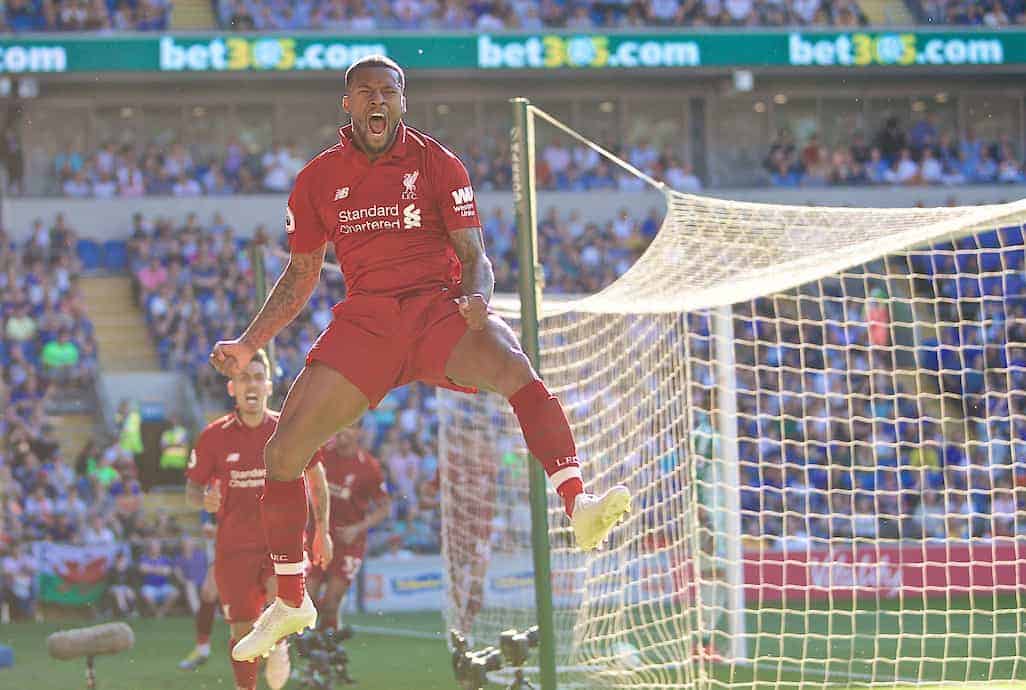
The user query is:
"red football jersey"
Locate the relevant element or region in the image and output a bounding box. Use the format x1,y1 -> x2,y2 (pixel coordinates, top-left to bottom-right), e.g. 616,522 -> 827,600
312,445 -> 388,530
186,411 -> 277,553
285,121 -> 481,298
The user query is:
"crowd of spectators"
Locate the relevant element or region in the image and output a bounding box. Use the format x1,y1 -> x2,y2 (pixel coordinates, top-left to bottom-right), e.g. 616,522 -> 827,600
686,226 -> 1026,549
1,215 -> 98,400
766,116 -> 1026,188
53,140 -> 307,199
3,0 -> 1023,35
52,115 -> 1026,201
0,213 -> 208,621
51,135 -> 704,199
3,0 -> 170,32
216,0 -> 870,30
912,0 -> 1026,25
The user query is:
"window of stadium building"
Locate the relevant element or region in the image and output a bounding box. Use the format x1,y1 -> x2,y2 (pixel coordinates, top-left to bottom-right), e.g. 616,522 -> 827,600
185,105 -> 230,163
818,98 -> 866,151
712,97 -> 769,187
235,103 -> 274,153
94,106 -> 147,150
140,106 -> 186,150
426,102 -> 478,156
574,100 -> 621,147
23,105 -> 88,195
274,100 -> 342,155
623,101 -> 686,159
772,96 -> 818,145
966,96 -> 1022,149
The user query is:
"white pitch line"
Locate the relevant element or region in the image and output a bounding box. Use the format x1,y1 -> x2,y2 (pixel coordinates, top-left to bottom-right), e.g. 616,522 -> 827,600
349,624 -> 444,640
775,662 -> 920,685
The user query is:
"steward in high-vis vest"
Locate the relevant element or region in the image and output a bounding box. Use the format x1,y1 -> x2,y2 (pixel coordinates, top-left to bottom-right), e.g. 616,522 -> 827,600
160,417 -> 189,470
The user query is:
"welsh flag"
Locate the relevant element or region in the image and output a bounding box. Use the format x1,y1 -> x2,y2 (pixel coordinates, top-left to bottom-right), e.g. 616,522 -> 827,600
30,542 -> 127,606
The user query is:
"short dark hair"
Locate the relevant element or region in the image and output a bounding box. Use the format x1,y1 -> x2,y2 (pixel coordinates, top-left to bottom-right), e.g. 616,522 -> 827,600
345,54 -> 405,91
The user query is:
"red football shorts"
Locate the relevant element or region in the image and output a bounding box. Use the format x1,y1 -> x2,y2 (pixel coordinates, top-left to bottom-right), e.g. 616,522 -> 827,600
214,548 -> 272,623
308,541 -> 366,588
306,288 -> 476,408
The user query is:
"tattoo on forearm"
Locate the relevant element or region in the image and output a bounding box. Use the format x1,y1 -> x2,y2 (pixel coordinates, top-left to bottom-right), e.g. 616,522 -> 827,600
306,464 -> 330,526
450,228 -> 494,302
241,246 -> 325,350
313,480 -> 329,526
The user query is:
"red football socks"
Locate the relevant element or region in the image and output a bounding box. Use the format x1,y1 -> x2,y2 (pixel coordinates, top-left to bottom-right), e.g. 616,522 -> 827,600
196,599 -> 216,646
509,379 -> 584,517
229,638 -> 258,690
260,477 -> 308,607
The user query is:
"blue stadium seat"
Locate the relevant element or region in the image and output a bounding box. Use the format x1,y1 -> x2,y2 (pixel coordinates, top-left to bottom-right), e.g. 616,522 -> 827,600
77,239 -> 102,272
103,240 -> 128,272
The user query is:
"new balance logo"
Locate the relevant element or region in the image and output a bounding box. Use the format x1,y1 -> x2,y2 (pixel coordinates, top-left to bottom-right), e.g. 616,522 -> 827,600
451,186 -> 474,205
403,203 -> 421,229
334,187 -> 350,201
226,452 -> 240,463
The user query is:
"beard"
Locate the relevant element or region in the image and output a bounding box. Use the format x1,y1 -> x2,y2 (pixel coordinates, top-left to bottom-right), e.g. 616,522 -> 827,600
354,114 -> 400,155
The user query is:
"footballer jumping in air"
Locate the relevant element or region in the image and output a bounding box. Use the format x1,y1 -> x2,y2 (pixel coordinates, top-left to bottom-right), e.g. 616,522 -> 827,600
210,55 -> 632,662
306,427 -> 391,632
186,349 -> 333,689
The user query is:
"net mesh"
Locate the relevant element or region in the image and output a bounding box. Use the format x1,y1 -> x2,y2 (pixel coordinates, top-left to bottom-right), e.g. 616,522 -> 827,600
438,108 -> 1026,690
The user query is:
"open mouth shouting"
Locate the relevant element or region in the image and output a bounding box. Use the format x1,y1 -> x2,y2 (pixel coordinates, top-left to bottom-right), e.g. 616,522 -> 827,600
367,111 -> 389,141
244,392 -> 260,406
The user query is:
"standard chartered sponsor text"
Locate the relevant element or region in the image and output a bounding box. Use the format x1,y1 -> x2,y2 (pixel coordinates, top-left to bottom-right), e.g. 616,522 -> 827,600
338,204 -> 401,235
0,45 -> 66,73
477,34 -> 699,68
159,36 -> 386,71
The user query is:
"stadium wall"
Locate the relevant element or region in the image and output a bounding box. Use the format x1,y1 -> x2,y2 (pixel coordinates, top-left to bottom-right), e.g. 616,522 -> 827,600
7,186 -> 1025,241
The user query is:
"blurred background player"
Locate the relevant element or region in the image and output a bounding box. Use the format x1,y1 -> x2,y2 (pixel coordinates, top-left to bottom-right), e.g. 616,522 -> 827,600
178,513 -> 220,670
185,348 -> 333,690
306,427 -> 391,633
442,419 -> 498,637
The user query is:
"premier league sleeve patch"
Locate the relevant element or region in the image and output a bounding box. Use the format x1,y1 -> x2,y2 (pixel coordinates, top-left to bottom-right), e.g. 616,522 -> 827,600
285,205 -> 296,234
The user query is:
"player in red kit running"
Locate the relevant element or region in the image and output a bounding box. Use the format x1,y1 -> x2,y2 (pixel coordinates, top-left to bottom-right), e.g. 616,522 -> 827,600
306,427 -> 391,631
211,55 -> 631,661
186,349 -> 333,689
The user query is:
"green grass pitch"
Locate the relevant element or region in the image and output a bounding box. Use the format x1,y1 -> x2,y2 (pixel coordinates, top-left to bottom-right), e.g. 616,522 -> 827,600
4,596 -> 1026,689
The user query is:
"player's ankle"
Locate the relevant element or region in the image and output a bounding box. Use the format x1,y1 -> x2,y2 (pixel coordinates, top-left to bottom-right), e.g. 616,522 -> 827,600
557,477 -> 584,517
276,574 -> 305,608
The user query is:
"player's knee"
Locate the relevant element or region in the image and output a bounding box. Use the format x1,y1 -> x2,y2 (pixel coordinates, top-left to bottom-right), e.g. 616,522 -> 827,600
263,435 -> 303,481
494,350 -> 536,397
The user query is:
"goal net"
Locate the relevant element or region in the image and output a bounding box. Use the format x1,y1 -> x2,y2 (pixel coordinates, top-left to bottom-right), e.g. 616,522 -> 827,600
437,102 -> 1026,690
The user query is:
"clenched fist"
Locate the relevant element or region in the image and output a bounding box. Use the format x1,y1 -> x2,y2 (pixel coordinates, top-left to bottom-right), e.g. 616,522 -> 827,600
456,294 -> 488,331
209,338 -> 255,378
203,481 -> 222,513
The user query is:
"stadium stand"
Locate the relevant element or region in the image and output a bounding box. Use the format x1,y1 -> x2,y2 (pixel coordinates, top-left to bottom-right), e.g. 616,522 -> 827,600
213,0 -> 872,30
49,117 -> 1026,199
3,0 -> 171,32
766,116 -> 1026,187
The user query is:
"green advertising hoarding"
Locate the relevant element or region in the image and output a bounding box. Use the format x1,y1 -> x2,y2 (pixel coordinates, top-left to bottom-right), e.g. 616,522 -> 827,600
0,30 -> 1020,74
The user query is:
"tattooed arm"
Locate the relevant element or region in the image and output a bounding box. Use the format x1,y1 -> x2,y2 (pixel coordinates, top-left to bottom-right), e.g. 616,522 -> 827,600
449,227 -> 494,303
239,245 -> 327,352
304,460 -> 333,567
209,244 -> 326,377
